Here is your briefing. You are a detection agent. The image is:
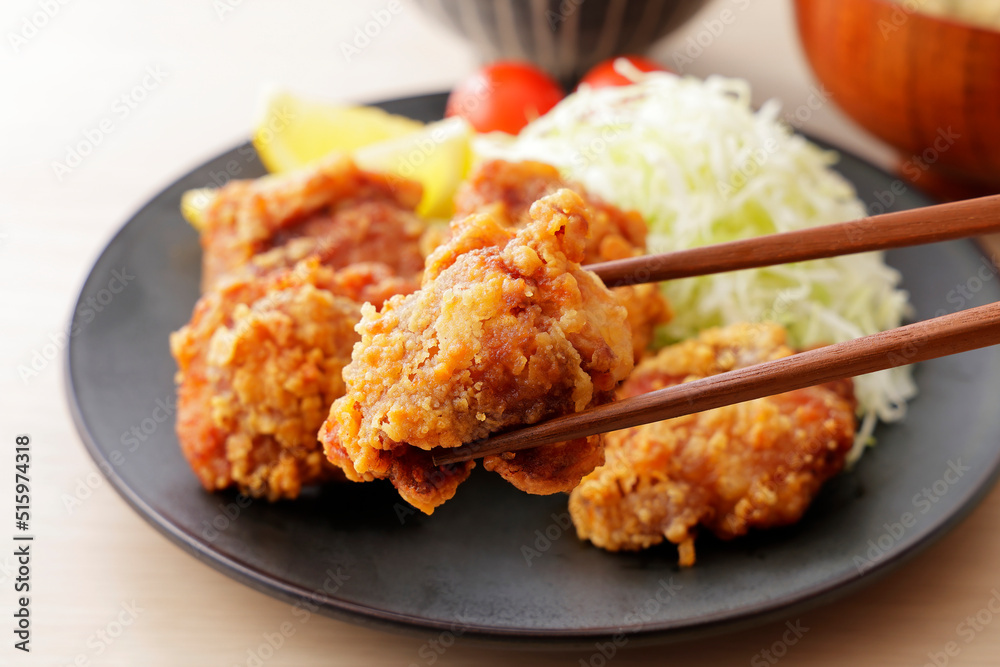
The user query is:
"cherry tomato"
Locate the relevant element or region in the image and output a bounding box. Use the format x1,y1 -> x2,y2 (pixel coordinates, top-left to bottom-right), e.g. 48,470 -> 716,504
578,55 -> 671,89
446,61 -> 564,135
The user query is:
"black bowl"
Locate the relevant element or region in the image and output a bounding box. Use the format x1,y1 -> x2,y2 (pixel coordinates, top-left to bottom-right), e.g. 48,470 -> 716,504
414,0 -> 710,82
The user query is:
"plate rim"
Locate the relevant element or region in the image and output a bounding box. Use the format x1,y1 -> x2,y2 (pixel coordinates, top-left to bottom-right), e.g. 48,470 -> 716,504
64,91 -> 1000,646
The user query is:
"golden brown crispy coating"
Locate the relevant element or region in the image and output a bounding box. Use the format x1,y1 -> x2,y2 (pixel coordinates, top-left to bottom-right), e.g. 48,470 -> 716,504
321,189 -> 634,513
173,154 -> 426,499
197,154 -> 426,290
321,422 -> 475,516
454,159 -> 670,362
481,435 -> 606,497
455,160 -> 646,262
170,259 -> 416,500
569,323 -> 857,566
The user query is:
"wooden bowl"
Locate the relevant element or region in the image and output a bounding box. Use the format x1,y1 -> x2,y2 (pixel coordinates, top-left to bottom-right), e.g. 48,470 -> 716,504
794,0 -> 1000,199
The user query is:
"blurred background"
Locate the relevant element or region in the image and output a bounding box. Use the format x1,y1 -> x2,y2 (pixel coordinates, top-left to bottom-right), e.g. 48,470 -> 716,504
2,0 -> 1000,665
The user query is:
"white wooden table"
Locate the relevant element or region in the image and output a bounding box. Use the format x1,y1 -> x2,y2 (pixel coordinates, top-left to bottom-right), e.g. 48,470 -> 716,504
2,0 -> 999,664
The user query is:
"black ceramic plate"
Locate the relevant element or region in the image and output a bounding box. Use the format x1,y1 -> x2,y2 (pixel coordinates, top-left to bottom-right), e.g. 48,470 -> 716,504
66,93 -> 1000,646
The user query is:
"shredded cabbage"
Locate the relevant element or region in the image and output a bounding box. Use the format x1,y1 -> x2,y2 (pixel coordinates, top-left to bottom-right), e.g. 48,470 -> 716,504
475,73 -> 916,463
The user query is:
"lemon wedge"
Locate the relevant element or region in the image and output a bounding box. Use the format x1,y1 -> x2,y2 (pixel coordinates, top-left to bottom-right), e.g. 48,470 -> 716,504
180,188 -> 214,231
251,91 -> 472,219
252,91 -> 424,172
354,117 -> 472,219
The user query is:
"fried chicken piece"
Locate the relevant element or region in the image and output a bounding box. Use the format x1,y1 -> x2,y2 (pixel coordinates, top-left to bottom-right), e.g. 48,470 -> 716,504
174,155 -> 425,499
170,259 -> 416,500
454,159 -> 671,361
195,154 -> 426,290
569,322 -> 857,566
455,160 -> 647,261
322,427 -> 475,516
321,189 -> 634,513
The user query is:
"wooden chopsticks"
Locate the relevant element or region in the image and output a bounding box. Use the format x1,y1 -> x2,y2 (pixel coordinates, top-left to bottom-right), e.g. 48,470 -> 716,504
585,194 -> 1000,286
432,301 -> 1000,466
430,194 -> 1000,466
